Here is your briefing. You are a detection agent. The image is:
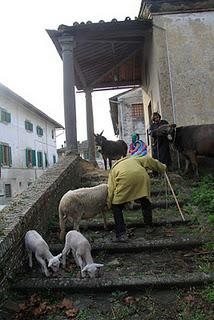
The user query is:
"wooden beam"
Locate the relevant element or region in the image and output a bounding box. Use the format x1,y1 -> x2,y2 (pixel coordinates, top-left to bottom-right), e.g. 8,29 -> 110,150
90,46 -> 143,87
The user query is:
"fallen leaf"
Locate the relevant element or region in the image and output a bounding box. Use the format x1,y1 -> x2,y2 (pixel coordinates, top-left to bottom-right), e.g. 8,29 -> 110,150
65,308 -> 77,318
123,296 -> 138,305
184,294 -> 194,302
33,302 -> 49,316
59,298 -> 74,310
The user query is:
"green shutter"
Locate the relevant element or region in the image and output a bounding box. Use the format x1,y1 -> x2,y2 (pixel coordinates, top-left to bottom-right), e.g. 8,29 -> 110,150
32,150 -> 36,166
25,148 -> 29,167
0,144 -> 3,166
41,153 -> 43,167
37,151 -> 40,166
6,112 -> 11,123
9,147 -> 12,166
37,151 -> 43,167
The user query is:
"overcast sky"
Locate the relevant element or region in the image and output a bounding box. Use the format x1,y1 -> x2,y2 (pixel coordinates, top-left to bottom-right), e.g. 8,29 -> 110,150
0,0 -> 141,147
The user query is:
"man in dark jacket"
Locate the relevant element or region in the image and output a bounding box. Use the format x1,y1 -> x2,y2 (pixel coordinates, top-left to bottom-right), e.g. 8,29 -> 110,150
149,112 -> 171,167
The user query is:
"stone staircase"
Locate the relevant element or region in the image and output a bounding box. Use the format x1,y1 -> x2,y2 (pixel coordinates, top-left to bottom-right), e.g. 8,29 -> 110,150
1,162 -> 213,319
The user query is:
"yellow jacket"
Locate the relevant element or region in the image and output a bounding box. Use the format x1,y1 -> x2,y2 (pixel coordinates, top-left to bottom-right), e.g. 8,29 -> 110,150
107,155 -> 166,208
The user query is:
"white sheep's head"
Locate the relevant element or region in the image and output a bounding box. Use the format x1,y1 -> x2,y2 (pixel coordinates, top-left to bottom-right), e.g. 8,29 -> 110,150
48,253 -> 62,273
81,263 -> 104,278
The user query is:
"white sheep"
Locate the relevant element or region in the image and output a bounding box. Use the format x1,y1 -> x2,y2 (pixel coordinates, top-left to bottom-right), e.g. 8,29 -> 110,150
59,183 -> 108,241
25,230 -> 62,277
62,230 -> 103,278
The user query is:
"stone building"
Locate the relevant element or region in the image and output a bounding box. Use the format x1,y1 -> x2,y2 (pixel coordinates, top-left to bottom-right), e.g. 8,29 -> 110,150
140,0 -> 214,138
109,87 -> 147,146
0,83 -> 63,204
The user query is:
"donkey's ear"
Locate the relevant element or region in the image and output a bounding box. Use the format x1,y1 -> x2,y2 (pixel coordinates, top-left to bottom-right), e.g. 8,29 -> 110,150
93,133 -> 97,137
100,130 -> 104,136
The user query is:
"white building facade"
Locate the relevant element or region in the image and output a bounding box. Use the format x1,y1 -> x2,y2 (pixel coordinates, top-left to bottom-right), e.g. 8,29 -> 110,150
0,83 -> 63,204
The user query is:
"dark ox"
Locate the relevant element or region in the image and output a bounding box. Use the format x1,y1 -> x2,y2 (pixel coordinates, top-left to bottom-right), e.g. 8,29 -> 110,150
152,124 -> 214,177
94,131 -> 127,170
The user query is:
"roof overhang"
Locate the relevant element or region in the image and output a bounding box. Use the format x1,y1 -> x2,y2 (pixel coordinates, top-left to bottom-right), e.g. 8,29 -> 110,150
47,19 -> 152,91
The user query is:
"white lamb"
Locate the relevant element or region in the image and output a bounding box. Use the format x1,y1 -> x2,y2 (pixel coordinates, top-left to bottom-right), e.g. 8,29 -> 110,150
59,183 -> 108,241
25,230 -> 62,277
62,230 -> 103,278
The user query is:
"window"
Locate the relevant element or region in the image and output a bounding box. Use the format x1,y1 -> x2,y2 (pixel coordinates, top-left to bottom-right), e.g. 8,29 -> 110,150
26,149 -> 36,167
37,151 -> 43,168
0,143 -> 12,166
25,120 -> 33,132
0,108 -> 11,123
5,184 -> 11,198
36,126 -> 43,137
51,129 -> 54,139
53,155 -> 56,164
132,103 -> 144,119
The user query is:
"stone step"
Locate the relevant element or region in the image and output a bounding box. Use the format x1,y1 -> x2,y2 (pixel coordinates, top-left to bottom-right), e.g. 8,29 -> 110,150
131,199 -> 184,210
50,237 -> 204,254
56,219 -> 192,232
12,272 -> 214,293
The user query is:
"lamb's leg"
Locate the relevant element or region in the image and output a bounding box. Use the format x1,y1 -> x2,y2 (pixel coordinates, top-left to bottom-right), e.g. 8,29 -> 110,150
62,245 -> 70,268
72,250 -> 80,266
35,253 -> 50,277
76,254 -> 85,277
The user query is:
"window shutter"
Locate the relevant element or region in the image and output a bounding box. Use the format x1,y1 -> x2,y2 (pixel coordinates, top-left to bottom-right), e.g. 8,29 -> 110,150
6,112 -> 11,123
1,110 -> 6,122
9,147 -> 12,166
0,144 -> 3,165
40,152 -> 43,167
25,148 -> 29,167
37,151 -> 40,166
32,150 -> 36,166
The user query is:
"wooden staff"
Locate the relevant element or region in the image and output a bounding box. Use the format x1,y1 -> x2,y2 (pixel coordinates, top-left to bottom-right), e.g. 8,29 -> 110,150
164,172 -> 185,221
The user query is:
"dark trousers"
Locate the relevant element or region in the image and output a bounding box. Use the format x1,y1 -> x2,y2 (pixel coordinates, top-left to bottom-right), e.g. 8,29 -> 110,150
112,197 -> 153,237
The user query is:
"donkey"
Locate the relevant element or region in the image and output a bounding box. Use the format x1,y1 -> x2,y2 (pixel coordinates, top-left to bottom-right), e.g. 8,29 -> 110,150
94,131 -> 127,170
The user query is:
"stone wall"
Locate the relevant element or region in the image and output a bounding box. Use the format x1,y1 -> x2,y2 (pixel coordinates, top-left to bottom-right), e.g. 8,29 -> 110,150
0,154 -> 81,293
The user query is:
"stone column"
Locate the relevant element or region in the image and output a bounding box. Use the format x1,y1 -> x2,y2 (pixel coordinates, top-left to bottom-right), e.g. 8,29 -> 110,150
59,35 -> 78,153
85,89 -> 96,163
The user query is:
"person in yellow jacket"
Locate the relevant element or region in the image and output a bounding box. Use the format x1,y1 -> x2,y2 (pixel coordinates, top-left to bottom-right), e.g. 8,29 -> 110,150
107,155 -> 167,241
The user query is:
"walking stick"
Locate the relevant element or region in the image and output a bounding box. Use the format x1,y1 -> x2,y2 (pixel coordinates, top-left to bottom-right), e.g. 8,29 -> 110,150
164,172 -> 185,221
